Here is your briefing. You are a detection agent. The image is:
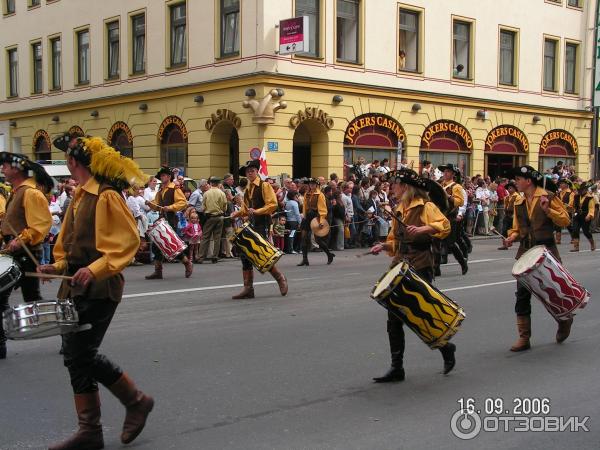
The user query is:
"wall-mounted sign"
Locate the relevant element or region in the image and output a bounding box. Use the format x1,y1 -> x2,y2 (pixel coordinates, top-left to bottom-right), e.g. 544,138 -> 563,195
279,16 -> 309,55
421,120 -> 473,150
267,141 -> 279,152
158,115 -> 188,141
485,125 -> 529,153
107,121 -> 133,145
540,129 -> 578,155
32,129 -> 51,151
344,114 -> 406,146
290,107 -> 334,130
205,109 -> 241,131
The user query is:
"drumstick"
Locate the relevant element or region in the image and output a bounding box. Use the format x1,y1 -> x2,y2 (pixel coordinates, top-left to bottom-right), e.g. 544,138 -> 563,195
355,250 -> 376,258
25,271 -> 73,281
4,221 -> 40,268
488,227 -> 505,239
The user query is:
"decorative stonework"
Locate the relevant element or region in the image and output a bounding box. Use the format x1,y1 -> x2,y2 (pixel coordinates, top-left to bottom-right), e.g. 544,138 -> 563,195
242,89 -> 287,125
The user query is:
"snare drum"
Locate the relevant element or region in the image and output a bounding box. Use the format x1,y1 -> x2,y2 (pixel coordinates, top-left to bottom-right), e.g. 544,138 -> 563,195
2,299 -> 79,340
0,254 -> 21,293
232,223 -> 282,273
512,245 -> 590,321
147,218 -> 187,260
371,262 -> 466,349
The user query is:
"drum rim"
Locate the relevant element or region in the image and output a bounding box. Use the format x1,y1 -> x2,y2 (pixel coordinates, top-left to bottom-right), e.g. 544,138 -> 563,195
512,245 -> 547,276
371,262 -> 409,299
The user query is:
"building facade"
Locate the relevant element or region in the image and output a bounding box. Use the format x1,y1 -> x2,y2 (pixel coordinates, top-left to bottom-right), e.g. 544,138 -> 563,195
0,0 -> 596,180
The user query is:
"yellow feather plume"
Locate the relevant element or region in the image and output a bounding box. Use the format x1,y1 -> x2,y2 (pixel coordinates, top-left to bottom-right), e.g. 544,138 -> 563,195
83,137 -> 148,189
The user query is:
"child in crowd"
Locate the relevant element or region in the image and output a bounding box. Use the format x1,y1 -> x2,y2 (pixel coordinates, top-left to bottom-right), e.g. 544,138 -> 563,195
361,207 -> 377,247
182,211 -> 203,262
272,214 -> 287,251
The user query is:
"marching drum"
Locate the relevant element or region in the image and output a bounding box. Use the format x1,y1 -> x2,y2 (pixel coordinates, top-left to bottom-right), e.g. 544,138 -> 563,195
232,223 -> 282,273
0,254 -> 22,293
371,262 -> 466,349
2,300 -> 80,340
147,218 -> 187,260
512,245 -> 590,321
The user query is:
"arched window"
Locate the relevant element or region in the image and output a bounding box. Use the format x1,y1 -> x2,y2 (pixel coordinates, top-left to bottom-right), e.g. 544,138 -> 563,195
108,122 -> 134,158
33,130 -> 51,161
159,116 -> 188,170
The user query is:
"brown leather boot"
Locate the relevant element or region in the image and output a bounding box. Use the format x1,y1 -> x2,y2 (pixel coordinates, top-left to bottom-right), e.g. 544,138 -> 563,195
48,392 -> 104,450
145,260 -> 163,280
232,270 -> 254,299
107,373 -> 154,444
182,256 -> 193,278
510,315 -> 531,352
269,267 -> 288,296
569,239 -> 580,252
589,237 -> 596,252
556,317 -> 574,343
555,231 -> 561,245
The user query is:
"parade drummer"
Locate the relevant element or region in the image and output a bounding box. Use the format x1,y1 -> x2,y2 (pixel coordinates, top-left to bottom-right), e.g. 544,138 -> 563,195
0,152 -> 53,360
230,160 -> 288,299
370,168 -> 455,383
504,166 -> 570,352
568,181 -> 596,253
498,181 -> 519,250
555,178 -> 574,245
39,133 -> 154,449
436,164 -> 468,275
144,166 -> 193,279
297,178 -> 335,266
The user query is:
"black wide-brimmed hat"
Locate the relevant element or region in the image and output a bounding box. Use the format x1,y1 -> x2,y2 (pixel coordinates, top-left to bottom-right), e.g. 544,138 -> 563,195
156,166 -> 174,180
239,159 -> 260,177
385,168 -> 428,190
558,178 -> 574,189
0,151 -> 54,193
53,132 -> 91,166
306,177 -> 319,184
438,163 -> 460,174
577,181 -> 593,192
512,165 -> 543,184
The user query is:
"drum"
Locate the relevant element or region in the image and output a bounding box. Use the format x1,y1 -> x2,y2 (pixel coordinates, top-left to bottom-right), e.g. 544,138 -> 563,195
371,262 -> 466,349
147,218 -> 187,260
0,254 -> 21,293
232,222 -> 282,273
512,245 -> 589,321
2,300 -> 79,340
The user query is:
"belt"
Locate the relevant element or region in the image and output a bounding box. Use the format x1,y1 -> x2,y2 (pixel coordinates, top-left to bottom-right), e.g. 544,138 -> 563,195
400,242 -> 431,253
205,213 -> 224,218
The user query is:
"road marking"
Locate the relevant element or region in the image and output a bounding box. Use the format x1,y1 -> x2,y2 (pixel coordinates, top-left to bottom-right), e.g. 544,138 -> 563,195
441,279 -> 514,293
445,258 -> 507,266
123,281 -> 276,298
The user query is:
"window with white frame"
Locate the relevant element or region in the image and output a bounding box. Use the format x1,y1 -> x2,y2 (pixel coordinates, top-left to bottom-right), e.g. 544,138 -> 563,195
169,2 -> 186,66
107,21 -> 119,79
32,42 -> 42,94
399,9 -> 420,72
543,38 -> 557,91
336,0 -> 359,63
295,0 -> 320,57
77,29 -> 90,84
50,37 -> 61,90
453,20 -> 472,79
131,13 -> 145,74
499,29 -> 516,85
7,48 -> 18,97
220,0 -> 240,57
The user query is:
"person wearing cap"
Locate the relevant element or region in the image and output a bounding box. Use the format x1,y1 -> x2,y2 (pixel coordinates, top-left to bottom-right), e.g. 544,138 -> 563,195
568,181 -> 596,252
0,152 -> 53,360
436,163 -> 468,275
196,176 -> 227,263
370,168 -> 455,382
230,160 -> 288,299
144,166 -> 192,279
39,133 -> 153,449
297,178 -> 335,266
555,178 -> 575,245
504,165 -> 570,351
497,181 -> 520,250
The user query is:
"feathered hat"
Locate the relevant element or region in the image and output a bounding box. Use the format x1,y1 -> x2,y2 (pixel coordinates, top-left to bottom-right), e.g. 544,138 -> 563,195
0,151 -> 54,194
53,132 -> 147,191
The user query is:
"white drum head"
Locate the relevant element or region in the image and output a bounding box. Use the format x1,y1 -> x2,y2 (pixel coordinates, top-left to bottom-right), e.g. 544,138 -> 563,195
512,245 -> 546,276
0,255 -> 14,272
372,262 -> 407,298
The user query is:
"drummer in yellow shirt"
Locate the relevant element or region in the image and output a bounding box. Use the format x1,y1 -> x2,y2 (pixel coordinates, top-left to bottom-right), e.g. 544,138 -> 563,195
370,168 -> 454,383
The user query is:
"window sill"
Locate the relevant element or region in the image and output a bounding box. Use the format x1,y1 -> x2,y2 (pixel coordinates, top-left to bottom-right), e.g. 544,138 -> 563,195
30,92 -> 43,97
542,89 -> 559,95
49,87 -> 62,93
6,95 -> 19,99
3,12 -> 16,18
166,64 -> 188,72
336,59 -> 363,67
293,54 -> 324,62
105,75 -> 120,82
566,5 -> 583,11
498,83 -> 518,90
216,53 -> 241,62
398,69 -> 424,77
129,71 -> 147,79
75,82 -> 90,88
452,77 -> 474,84
564,91 -> 579,97
27,5 -> 41,10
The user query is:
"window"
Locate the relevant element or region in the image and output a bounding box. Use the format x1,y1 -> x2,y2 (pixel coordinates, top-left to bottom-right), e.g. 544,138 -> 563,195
220,0 -> 240,57
110,128 -> 133,158
77,29 -> 90,84
295,0 -> 320,58
499,29 -> 516,85
5,0 -> 15,14
34,135 -> 51,161
565,42 -> 578,94
32,42 -> 42,94
543,38 -> 558,91
106,21 -> 119,79
336,0 -> 360,63
169,2 -> 186,67
131,13 -> 145,74
7,48 -> 18,97
50,37 -> 61,90
29,0 -> 40,7
399,9 -> 420,72
161,124 -> 188,169
567,0 -> 581,6
453,20 -> 472,79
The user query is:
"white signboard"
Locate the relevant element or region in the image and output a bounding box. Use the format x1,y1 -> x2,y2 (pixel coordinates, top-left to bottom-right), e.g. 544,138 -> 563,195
279,16 -> 309,55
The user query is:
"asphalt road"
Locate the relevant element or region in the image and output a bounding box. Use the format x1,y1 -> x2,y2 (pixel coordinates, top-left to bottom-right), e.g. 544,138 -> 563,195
1,238 -> 599,450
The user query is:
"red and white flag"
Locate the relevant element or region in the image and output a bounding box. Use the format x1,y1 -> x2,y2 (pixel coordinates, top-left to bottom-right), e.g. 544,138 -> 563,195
258,147 -> 269,180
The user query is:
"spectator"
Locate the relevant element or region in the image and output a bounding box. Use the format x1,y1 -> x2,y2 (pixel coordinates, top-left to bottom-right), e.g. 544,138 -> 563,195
182,211 -> 203,263
285,190 -> 302,253
272,214 -> 287,251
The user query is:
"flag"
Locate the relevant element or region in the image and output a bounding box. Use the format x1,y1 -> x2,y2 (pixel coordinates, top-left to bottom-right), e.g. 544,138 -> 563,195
258,147 -> 268,180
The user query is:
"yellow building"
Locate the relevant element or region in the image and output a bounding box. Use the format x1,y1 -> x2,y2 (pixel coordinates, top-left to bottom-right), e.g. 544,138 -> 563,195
0,0 -> 595,180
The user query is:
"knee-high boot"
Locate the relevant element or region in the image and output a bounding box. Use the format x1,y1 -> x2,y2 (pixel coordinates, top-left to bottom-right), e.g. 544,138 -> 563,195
373,320 -> 405,383
145,260 -> 163,280
316,236 -> 335,264
589,237 -> 596,251
48,392 -> 104,450
182,255 -> 193,278
269,266 -> 288,296
297,232 -> 309,266
510,315 -> 531,352
439,342 -> 457,375
232,270 -> 254,299
451,243 -> 468,275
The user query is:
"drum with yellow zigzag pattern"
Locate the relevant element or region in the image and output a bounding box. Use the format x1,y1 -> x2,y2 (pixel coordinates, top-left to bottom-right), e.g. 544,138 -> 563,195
232,222 -> 283,273
371,262 -> 466,349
